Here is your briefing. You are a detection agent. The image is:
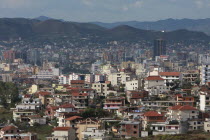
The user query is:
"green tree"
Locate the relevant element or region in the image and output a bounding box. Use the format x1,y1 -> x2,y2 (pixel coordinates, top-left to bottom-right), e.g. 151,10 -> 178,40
0,82 -> 20,108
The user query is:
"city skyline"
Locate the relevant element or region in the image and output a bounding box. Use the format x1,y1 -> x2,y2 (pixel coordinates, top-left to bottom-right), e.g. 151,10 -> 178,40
0,0 -> 210,22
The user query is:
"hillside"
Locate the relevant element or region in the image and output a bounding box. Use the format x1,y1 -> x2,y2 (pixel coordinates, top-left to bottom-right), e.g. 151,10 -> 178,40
92,18 -> 210,35
0,18 -> 209,43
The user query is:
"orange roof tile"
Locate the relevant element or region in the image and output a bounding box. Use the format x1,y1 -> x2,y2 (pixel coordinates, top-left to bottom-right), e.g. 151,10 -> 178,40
65,116 -> 83,121
59,104 -> 75,108
53,127 -> 71,131
38,91 -> 51,96
1,126 -> 17,131
72,93 -> 88,96
168,105 -> 197,110
145,76 -> 164,81
143,111 -> 164,117
71,80 -> 85,84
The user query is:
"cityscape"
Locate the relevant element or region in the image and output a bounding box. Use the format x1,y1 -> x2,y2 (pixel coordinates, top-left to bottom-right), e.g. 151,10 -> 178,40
1,1 -> 210,140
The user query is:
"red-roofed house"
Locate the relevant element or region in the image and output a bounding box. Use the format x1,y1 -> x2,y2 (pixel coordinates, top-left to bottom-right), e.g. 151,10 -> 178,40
167,105 -> 199,121
144,76 -> 164,91
56,104 -> 78,127
70,80 -> 85,88
159,72 -> 181,85
47,127 -> 76,140
37,91 -> 52,106
126,90 -> 148,105
0,125 -> 19,138
65,116 -> 83,127
142,111 -> 166,130
45,105 -> 59,119
72,93 -> 89,109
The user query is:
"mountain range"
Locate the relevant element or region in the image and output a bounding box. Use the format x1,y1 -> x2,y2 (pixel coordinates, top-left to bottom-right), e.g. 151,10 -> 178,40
91,18 -> 210,35
0,17 -> 209,43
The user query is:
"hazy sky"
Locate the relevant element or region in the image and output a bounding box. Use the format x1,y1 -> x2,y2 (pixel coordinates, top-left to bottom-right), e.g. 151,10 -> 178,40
0,0 -> 210,22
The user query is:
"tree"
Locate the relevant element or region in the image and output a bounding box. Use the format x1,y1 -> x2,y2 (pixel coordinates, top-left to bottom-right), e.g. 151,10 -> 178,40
0,82 -> 20,108
81,108 -> 109,118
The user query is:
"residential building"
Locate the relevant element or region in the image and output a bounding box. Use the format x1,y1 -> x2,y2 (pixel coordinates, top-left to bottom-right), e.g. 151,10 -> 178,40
125,79 -> 140,91
144,76 -> 164,91
119,121 -> 141,138
159,72 -> 181,85
167,105 -> 199,121
47,127 -> 76,140
108,72 -> 132,86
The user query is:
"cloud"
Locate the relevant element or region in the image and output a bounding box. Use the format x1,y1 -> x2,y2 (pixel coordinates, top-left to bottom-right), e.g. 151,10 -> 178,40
122,0 -> 144,11
132,1 -> 144,8
194,0 -> 204,8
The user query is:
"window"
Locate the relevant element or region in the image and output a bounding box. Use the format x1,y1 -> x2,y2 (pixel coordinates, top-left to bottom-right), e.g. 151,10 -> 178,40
5,137 -> 8,139
134,125 -> 137,128
133,131 -> 137,134
192,111 -> 195,113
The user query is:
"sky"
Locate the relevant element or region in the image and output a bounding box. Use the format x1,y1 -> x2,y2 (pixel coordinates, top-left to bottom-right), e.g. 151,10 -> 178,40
0,0 -> 210,22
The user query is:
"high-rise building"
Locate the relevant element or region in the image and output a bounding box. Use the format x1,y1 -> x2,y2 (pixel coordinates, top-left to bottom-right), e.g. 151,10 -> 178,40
27,49 -> 41,65
200,64 -> 210,85
3,50 -> 16,62
153,39 -> 166,59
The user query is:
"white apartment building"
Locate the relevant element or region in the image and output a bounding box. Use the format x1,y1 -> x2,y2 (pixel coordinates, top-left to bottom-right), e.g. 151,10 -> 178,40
85,74 -> 95,83
167,105 -> 199,121
108,72 -> 132,86
144,76 -> 164,91
69,73 -> 80,81
82,127 -> 106,140
148,85 -> 170,95
198,54 -> 210,65
200,64 -> 210,85
92,82 -> 109,96
159,72 -> 180,85
32,69 -> 54,79
58,75 -> 68,84
199,91 -> 210,112
125,79 -> 140,91
95,74 -> 106,82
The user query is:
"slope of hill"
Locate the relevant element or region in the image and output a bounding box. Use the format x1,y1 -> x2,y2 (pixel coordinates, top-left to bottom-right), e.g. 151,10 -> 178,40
0,18 -> 209,43
92,18 -> 210,35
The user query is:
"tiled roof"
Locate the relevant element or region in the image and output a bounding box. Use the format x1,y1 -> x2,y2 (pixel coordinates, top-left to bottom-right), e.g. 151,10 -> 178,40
38,91 -> 51,96
72,92 -> 88,96
65,116 -> 83,121
143,111 -> 163,117
168,105 -> 197,110
53,127 -> 71,131
1,125 -> 17,131
70,80 -> 85,84
159,72 -> 181,76
59,104 -> 75,108
145,76 -> 164,81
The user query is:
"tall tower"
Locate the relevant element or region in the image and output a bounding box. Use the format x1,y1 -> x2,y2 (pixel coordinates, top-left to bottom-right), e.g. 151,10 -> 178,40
153,39 -> 166,59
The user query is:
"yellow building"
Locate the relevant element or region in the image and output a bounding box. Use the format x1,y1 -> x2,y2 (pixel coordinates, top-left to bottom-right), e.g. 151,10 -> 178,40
28,84 -> 38,94
76,118 -> 100,140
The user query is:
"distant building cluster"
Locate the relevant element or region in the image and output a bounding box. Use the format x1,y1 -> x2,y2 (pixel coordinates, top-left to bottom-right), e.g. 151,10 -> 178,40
1,38 -> 210,140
